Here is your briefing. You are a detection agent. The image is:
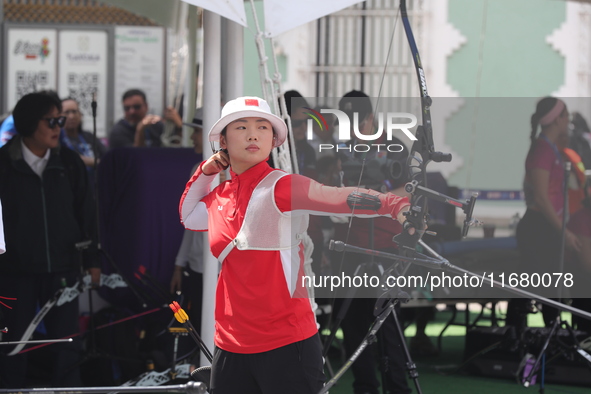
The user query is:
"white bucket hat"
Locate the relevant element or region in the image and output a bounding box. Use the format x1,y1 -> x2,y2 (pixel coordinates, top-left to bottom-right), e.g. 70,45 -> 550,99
208,96 -> 287,148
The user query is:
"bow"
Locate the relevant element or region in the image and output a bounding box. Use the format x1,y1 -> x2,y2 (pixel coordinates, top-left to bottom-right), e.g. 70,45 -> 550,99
326,2 -> 481,307
392,0 -> 478,258
320,3 -> 480,393
7,273 -> 127,356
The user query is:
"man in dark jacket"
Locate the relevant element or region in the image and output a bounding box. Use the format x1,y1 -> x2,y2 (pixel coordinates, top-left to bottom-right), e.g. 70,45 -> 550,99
0,93 -> 100,388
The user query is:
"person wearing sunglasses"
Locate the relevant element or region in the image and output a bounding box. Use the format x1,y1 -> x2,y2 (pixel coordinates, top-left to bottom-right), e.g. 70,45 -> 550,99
0,90 -> 61,149
0,92 -> 100,388
109,88 -> 164,148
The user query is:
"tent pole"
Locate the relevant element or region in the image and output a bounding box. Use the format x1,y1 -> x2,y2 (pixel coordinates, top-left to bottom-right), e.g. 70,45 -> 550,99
183,4 -> 198,147
201,9 -> 222,368
222,18 -> 244,102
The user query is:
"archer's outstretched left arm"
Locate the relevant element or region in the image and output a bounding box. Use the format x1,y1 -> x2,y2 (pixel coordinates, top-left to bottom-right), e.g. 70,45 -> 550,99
274,174 -> 410,224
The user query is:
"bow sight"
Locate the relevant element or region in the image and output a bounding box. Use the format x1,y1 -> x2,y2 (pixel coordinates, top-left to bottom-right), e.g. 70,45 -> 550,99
392,121 -> 480,252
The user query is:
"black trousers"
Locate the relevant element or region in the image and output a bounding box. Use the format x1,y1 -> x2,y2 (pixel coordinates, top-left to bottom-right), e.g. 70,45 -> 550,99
209,334 -> 325,394
0,271 -> 82,388
509,209 -> 562,328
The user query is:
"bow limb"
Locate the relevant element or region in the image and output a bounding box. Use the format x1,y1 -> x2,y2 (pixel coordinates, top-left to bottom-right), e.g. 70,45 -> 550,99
8,274 -> 121,356
7,292 -> 60,356
392,0 -> 432,252
396,0 -> 476,254
401,0 -> 434,151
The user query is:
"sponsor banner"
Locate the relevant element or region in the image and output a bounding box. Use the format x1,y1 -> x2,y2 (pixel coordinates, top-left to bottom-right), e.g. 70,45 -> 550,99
59,30 -> 108,137
114,26 -> 165,122
6,29 -> 57,110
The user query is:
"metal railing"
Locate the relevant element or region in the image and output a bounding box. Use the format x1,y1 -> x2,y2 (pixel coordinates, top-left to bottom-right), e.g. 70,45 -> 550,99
313,0 -> 426,99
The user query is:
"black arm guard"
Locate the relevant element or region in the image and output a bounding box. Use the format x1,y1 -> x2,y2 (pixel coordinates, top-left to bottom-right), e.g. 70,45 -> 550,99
346,191 -> 381,211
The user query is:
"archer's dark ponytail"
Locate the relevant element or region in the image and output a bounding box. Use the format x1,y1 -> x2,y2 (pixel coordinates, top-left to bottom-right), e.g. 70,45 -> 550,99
530,97 -> 559,147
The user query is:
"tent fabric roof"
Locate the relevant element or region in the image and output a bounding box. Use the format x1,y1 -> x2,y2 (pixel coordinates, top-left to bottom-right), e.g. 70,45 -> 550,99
2,2 -> 158,25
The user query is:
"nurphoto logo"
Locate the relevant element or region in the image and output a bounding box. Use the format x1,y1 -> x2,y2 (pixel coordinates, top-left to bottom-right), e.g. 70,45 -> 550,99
305,108 -> 417,153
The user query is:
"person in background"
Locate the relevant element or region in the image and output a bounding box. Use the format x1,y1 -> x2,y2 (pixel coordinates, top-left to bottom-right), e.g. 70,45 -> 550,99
331,90 -> 413,394
569,112 -> 591,169
560,141 -> 588,216
282,90 -> 317,176
60,98 -> 107,170
0,115 -> 16,148
556,128 -> 590,216
509,97 -> 582,329
290,103 -> 318,176
0,91 -> 62,148
0,92 -> 100,388
109,89 -> 164,148
309,155 -> 342,277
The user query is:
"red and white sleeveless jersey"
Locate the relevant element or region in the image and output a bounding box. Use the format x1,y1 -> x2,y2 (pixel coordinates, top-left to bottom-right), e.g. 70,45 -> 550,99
179,161 -> 409,354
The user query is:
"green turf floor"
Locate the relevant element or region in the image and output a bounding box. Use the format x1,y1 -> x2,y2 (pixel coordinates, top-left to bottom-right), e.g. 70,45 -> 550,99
324,306 -> 591,394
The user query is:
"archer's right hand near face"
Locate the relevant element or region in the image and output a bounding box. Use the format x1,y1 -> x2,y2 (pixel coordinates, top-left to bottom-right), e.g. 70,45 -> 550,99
202,149 -> 230,175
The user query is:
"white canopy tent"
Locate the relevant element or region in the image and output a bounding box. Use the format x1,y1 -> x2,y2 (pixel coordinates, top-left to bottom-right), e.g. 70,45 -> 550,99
101,0 -> 364,36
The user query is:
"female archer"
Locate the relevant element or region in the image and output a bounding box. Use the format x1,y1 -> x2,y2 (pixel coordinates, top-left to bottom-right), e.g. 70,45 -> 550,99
179,96 -> 411,394
510,97 -> 582,329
